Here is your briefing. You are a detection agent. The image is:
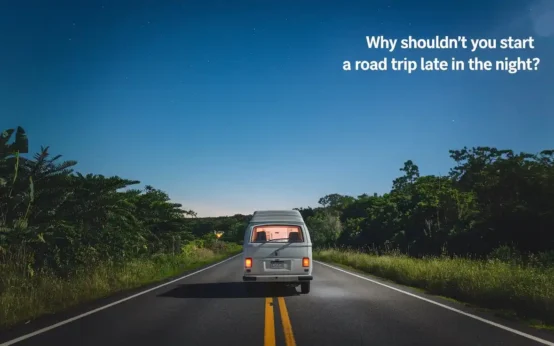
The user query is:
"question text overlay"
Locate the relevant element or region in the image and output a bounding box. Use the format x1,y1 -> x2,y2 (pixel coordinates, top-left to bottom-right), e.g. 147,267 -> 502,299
343,36 -> 541,74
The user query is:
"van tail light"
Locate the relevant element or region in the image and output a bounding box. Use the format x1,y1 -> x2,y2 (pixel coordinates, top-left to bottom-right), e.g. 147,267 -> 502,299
245,257 -> 252,268
302,257 -> 310,267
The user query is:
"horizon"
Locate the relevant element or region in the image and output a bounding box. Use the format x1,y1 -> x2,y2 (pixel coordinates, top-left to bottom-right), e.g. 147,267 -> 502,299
3,0 -> 553,217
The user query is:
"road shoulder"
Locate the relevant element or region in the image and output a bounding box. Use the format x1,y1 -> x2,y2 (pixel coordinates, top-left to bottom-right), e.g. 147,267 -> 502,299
315,259 -> 554,345
0,253 -> 241,345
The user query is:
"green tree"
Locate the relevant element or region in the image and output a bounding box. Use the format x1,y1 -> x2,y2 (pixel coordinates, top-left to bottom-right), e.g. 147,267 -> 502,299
306,210 -> 343,246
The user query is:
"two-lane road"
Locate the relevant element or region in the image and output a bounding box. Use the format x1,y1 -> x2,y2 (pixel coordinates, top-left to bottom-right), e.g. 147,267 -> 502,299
2,255 -> 554,346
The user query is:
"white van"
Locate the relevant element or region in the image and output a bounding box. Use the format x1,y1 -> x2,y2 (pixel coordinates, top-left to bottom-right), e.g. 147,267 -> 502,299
242,210 -> 313,294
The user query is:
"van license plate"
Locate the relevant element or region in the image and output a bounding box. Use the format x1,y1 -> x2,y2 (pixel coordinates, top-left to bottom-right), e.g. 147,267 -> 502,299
270,261 -> 285,269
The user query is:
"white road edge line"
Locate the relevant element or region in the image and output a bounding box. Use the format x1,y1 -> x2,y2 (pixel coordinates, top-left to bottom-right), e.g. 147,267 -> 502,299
1,253 -> 242,346
315,260 -> 554,346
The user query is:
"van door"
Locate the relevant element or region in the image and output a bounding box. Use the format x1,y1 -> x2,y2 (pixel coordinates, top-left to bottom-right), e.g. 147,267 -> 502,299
245,224 -> 310,275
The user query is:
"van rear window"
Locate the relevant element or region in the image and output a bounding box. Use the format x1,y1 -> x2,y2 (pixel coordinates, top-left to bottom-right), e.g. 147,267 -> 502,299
250,225 -> 304,243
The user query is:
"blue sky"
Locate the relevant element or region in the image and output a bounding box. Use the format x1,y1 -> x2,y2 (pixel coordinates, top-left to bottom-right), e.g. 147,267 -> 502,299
2,0 -> 553,216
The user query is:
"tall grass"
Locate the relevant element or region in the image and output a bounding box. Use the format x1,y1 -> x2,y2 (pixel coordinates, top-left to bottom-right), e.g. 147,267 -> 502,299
315,248 -> 554,325
0,242 -> 242,330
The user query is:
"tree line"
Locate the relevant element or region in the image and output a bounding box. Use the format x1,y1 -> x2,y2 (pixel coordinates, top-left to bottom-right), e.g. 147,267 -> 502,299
2,125 -> 553,276
0,126 -> 235,275
220,148 -> 554,260
300,148 -> 554,259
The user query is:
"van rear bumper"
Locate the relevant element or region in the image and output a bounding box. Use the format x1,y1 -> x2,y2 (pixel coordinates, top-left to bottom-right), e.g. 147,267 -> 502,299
243,275 -> 313,282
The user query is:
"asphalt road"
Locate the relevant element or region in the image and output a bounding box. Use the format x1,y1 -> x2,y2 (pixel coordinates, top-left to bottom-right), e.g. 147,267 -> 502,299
2,254 -> 554,346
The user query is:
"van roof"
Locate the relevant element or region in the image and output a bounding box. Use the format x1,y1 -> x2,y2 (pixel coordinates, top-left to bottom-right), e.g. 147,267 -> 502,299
250,210 -> 304,224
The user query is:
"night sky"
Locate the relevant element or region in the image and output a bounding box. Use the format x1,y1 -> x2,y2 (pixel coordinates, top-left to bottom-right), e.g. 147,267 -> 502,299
2,0 -> 553,216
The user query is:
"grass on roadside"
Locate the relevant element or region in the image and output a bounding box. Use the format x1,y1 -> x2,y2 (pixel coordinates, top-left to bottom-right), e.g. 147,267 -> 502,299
0,242 -> 242,330
314,249 -> 554,327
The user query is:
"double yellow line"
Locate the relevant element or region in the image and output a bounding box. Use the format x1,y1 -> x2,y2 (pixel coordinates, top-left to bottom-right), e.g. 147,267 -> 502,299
264,297 -> 296,346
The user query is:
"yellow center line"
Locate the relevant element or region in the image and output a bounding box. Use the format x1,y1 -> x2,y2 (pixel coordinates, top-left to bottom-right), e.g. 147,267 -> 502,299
278,297 -> 297,346
264,297 -> 276,346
